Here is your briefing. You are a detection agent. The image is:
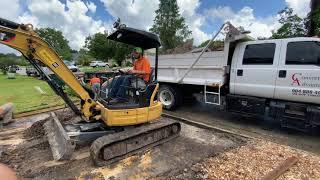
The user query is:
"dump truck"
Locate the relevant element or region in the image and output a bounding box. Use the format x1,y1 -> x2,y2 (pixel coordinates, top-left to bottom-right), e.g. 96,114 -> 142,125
152,22 -> 320,132
0,18 -> 180,166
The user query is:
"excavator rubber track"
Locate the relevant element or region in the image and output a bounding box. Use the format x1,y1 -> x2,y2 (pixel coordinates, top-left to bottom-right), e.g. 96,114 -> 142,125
90,118 -> 181,167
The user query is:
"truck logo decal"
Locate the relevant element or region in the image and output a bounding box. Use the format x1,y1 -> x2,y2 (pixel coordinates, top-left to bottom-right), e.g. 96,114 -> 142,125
291,73 -> 301,86
290,73 -> 320,88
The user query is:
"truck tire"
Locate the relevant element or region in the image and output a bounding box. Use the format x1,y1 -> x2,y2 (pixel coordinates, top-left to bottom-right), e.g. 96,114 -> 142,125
159,85 -> 182,110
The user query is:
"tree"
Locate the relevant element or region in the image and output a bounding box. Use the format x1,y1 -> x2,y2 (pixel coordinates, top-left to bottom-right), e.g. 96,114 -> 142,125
77,48 -> 92,66
85,33 -> 114,61
307,0 -> 320,36
35,28 -> 72,60
0,53 -> 28,74
113,43 -> 133,66
272,8 -> 306,39
150,0 -> 192,50
85,32 -> 133,66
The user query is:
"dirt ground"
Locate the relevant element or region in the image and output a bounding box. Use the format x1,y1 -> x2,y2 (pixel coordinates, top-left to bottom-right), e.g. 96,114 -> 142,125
1,107 -> 320,179
165,100 -> 320,155
0,109 -> 246,179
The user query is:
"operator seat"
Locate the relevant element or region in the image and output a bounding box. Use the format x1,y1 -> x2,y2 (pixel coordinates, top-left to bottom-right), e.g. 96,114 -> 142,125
105,67 -> 158,109
149,68 -> 155,83
138,68 -> 157,107
138,81 -> 157,107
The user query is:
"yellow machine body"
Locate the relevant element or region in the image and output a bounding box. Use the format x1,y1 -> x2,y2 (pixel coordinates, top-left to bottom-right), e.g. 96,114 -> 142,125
100,102 -> 162,126
98,83 -> 162,126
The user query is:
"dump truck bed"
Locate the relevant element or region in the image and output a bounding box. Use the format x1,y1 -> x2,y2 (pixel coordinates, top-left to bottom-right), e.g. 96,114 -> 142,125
150,51 -> 228,86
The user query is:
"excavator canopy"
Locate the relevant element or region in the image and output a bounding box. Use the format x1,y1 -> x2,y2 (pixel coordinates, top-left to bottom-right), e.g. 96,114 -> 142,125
107,27 -> 161,50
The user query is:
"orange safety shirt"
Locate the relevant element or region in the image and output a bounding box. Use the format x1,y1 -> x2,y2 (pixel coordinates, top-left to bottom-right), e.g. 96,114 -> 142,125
134,56 -> 151,82
90,77 -> 101,85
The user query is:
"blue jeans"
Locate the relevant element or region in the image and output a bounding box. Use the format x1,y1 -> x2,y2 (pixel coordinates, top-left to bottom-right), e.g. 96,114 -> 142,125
109,75 -> 132,99
92,83 -> 101,100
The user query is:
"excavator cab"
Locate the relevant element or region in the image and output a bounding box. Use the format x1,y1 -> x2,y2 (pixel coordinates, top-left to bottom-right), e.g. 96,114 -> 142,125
99,25 -> 161,111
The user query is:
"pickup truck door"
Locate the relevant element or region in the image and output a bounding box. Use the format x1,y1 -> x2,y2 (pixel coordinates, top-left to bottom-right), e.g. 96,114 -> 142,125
274,39 -> 320,104
233,41 -> 280,98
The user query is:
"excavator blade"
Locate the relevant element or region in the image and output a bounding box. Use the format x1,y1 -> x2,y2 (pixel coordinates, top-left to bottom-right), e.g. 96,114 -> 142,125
44,112 -> 76,161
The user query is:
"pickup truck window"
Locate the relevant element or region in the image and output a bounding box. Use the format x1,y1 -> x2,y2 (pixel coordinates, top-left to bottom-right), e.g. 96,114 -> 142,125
286,41 -> 320,65
243,43 -> 275,65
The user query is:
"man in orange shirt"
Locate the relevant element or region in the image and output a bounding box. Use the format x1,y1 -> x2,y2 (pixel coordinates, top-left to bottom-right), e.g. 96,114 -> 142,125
109,47 -> 151,102
90,74 -> 101,100
130,48 -> 151,82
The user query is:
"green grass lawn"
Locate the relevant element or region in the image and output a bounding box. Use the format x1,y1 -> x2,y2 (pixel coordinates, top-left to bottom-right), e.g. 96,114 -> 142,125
0,74 -> 74,113
80,66 -> 108,73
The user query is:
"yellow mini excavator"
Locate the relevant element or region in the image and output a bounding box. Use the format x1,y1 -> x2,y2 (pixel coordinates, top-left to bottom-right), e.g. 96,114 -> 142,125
0,18 -> 181,166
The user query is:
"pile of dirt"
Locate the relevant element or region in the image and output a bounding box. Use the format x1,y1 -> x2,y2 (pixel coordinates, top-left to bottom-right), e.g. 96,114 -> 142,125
169,140 -> 320,179
55,108 -> 76,122
23,116 -> 51,139
55,108 -> 83,123
23,108 -> 81,139
165,39 -> 193,54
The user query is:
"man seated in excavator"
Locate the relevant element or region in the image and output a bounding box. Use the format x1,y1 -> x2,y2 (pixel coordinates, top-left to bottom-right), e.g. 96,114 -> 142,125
0,17 -> 181,166
107,47 -> 151,103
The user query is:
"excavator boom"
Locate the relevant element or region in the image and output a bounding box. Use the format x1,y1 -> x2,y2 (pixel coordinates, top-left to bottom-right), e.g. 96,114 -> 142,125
0,18 -> 96,120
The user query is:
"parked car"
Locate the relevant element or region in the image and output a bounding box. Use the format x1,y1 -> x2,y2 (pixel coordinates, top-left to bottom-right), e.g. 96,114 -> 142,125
89,61 -> 109,68
9,65 -> 20,71
26,66 -> 39,76
63,61 -> 80,72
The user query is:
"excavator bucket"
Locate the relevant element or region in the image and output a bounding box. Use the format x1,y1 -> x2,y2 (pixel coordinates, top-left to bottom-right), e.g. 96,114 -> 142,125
44,112 -> 76,160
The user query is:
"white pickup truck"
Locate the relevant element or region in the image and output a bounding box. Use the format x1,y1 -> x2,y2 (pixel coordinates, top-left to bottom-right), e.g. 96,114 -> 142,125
90,60 -> 109,68
151,24 -> 320,132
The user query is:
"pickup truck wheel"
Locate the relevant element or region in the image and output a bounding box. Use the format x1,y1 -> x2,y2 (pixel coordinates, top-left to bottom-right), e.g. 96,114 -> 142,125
159,85 -> 182,110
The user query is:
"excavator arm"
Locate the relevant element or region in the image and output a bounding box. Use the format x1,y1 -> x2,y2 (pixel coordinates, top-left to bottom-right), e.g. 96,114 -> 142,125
0,18 -> 97,121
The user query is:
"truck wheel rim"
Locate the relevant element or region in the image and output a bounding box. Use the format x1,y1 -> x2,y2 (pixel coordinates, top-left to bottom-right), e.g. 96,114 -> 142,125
160,90 -> 173,106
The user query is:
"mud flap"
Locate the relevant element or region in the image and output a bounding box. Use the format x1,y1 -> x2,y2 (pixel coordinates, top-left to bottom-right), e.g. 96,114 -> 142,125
44,112 -> 76,160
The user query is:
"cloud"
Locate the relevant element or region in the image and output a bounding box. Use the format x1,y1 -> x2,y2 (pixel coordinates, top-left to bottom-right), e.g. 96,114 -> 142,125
285,0 -> 310,17
86,1 -> 97,13
100,0 -> 159,30
177,0 -> 210,45
18,0 -> 106,50
1,0 -> 309,54
100,0 -> 209,45
205,6 -> 280,39
0,0 -> 21,21
0,0 -> 22,54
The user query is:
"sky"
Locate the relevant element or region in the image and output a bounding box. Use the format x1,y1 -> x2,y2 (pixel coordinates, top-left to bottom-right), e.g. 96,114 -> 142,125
0,0 -> 311,54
